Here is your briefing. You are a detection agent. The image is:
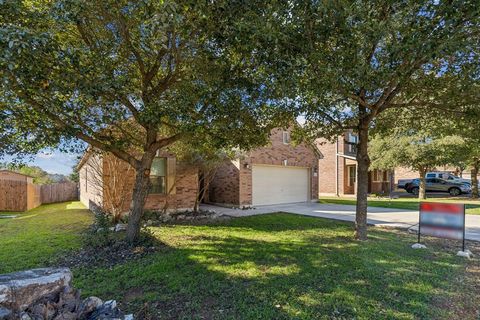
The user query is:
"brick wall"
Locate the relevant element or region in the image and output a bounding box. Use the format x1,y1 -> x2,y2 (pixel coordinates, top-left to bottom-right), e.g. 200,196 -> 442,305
208,160 -> 240,205
394,167 -> 418,184
211,128 -> 320,206
142,164 -> 198,212
79,152 -> 198,213
316,137 -> 345,196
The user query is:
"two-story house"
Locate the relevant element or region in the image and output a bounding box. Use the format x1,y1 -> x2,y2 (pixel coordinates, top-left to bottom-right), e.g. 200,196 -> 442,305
316,132 -> 393,196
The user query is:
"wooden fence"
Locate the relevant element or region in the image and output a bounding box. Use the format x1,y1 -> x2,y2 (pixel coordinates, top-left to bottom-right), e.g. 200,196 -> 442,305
0,180 -> 29,211
40,182 -> 78,204
0,180 -> 78,211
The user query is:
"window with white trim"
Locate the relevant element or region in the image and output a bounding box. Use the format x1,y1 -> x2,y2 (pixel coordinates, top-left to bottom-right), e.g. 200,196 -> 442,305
149,158 -> 167,194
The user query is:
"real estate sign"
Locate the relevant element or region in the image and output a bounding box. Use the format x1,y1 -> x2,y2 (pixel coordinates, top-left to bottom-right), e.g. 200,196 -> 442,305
418,202 -> 466,250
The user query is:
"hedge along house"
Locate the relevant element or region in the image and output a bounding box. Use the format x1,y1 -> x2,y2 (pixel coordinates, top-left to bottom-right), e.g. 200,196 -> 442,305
207,128 -> 322,207
78,149 -> 199,215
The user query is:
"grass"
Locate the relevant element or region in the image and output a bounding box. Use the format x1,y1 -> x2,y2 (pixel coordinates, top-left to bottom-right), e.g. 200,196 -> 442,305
1,202 -> 478,319
0,202 -> 93,273
319,196 -> 480,215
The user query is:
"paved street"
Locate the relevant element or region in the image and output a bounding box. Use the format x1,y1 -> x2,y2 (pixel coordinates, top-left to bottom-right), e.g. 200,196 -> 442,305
202,202 -> 480,242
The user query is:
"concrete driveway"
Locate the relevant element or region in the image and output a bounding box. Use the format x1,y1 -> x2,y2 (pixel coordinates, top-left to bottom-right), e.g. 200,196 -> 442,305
201,202 -> 480,242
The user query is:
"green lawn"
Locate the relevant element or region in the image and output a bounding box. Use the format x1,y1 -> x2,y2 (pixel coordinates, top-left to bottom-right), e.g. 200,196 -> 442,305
1,202 -> 478,319
319,196 -> 480,215
0,202 -> 93,273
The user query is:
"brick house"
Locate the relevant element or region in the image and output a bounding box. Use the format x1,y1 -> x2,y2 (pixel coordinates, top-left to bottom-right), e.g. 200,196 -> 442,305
78,127 -> 322,213
78,150 -> 199,213
316,132 -> 395,197
315,132 -> 466,197
208,128 -> 322,206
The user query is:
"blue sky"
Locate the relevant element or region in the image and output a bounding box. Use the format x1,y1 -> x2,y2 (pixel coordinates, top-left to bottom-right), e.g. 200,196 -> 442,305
3,150 -> 81,175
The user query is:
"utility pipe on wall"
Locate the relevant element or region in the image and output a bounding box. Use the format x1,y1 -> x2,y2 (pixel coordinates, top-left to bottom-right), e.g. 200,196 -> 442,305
335,137 -> 339,196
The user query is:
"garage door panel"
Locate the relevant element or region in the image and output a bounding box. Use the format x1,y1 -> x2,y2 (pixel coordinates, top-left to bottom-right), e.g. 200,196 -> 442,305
252,165 -> 309,205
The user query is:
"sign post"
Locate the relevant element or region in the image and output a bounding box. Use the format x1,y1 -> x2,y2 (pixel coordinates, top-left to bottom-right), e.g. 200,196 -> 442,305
413,202 -> 472,258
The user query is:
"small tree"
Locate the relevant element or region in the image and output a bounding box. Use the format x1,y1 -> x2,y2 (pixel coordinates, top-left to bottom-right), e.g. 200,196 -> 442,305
370,132 -> 466,199
165,139 -> 237,212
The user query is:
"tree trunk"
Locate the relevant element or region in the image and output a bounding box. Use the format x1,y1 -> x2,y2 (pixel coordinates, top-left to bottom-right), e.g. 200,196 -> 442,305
471,158 -> 479,198
418,167 -> 427,200
126,154 -> 155,243
355,123 -> 370,241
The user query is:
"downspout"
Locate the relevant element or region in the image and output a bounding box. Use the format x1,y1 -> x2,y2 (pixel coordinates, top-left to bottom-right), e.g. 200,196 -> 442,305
335,137 -> 339,196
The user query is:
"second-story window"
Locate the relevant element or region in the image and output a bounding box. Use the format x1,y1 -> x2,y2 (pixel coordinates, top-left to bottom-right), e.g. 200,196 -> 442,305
346,133 -> 358,154
283,131 -> 290,144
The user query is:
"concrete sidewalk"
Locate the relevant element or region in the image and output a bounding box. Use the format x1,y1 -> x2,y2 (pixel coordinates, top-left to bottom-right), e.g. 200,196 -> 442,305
201,202 -> 480,242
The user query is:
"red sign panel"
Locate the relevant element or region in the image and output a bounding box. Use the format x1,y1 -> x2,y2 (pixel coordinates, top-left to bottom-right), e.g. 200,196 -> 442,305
419,202 -> 465,240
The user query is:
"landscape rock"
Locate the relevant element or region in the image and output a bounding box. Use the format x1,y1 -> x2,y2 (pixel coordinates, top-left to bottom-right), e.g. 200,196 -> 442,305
31,303 -> 46,317
19,313 -> 31,320
411,243 -> 427,249
114,224 -> 127,232
162,215 -> 172,222
0,215 -> 17,219
457,250 -> 473,259
87,300 -> 126,320
0,268 -> 72,311
78,296 -> 103,317
53,310 -> 77,320
0,268 -> 132,320
0,307 -> 12,320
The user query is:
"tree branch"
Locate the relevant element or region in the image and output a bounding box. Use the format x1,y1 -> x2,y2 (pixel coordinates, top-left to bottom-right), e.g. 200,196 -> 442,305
117,13 -> 146,80
9,76 -> 139,168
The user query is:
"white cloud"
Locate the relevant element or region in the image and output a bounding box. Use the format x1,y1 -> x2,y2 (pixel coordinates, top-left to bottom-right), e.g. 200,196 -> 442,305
36,152 -> 54,159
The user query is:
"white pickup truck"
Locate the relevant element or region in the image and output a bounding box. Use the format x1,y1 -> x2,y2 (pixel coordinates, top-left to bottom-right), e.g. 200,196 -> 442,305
398,172 -> 471,189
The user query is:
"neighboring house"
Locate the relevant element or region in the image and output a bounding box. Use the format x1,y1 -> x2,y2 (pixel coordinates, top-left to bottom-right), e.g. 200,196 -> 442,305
208,128 -> 322,206
316,132 -> 466,197
78,150 -> 199,213
316,132 -> 394,196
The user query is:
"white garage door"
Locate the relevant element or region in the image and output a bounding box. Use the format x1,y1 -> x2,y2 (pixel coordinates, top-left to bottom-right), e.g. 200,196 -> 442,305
252,165 -> 310,205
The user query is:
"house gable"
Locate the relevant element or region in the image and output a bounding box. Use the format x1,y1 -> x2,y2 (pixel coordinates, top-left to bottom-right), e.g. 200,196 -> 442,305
209,127 -> 320,206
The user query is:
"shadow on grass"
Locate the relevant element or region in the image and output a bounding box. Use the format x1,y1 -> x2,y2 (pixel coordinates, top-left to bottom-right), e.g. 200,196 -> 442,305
73,213 -> 473,320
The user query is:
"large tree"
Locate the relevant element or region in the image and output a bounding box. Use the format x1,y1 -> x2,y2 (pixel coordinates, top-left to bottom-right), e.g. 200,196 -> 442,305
262,0 -> 480,239
0,0 -> 276,242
